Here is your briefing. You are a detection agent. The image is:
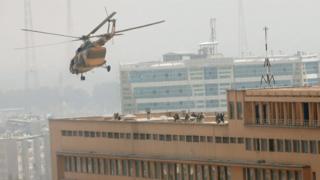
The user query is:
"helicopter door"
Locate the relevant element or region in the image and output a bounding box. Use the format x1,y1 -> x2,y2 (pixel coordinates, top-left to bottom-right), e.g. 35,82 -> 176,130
85,47 -> 106,66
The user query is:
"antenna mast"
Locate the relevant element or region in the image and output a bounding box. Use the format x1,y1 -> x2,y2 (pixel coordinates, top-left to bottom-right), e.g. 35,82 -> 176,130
24,0 -> 38,90
238,0 -> 248,57
260,26 -> 275,87
210,18 -> 218,55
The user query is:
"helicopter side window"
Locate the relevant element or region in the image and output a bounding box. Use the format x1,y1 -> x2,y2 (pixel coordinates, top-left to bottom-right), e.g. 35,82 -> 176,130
76,47 -> 82,53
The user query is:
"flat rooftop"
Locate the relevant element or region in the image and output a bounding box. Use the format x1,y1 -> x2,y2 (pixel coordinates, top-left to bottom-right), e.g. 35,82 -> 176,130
242,86 -> 320,96
50,112 -> 228,126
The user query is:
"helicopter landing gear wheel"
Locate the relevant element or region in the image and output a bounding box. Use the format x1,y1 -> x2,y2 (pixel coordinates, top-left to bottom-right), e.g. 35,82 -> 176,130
106,65 -> 111,72
80,74 -> 85,81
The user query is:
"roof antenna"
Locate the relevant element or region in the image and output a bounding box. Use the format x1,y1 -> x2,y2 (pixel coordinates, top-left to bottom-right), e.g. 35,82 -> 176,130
260,26 -> 275,88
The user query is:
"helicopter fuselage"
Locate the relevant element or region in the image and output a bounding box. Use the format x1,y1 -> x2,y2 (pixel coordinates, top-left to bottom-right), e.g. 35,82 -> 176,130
69,46 -> 106,74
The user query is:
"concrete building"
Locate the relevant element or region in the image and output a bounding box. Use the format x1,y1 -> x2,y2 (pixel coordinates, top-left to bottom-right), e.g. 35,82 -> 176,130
50,86 -> 320,180
120,52 -> 320,114
0,134 -> 50,180
0,115 -> 52,180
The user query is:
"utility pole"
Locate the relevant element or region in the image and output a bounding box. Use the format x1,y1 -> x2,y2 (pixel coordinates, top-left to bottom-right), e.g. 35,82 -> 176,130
260,26 -> 275,87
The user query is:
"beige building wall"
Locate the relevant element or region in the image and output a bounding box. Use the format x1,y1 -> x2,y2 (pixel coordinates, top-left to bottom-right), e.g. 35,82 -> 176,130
50,87 -> 320,180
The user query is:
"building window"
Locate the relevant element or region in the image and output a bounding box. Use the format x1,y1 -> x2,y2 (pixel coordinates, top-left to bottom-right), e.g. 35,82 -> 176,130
223,137 -> 229,144
128,160 -> 134,176
140,133 -> 146,140
261,139 -> 267,151
303,102 -> 309,125
166,134 -> 172,141
104,159 -> 110,175
153,134 -> 159,140
186,136 -> 192,142
253,138 -> 261,151
135,160 -> 141,177
262,104 -> 267,124
269,139 -> 275,152
285,139 -> 292,152
193,136 -> 200,142
120,133 -> 125,139
84,131 -> 90,137
102,132 -> 107,137
215,136 -> 222,143
122,160 -> 128,176
207,136 -> 213,143
293,140 -> 301,153
200,136 -> 206,142
162,163 -> 168,179
301,140 -> 309,153
237,137 -> 244,144
126,133 -> 131,139
230,137 -> 236,144
172,135 -> 178,141
210,166 -> 216,180
245,138 -> 252,151
146,134 -> 151,140
76,157 -> 81,173
159,134 -> 165,141
237,102 -> 243,119
255,103 -> 260,124
155,162 -> 161,179
142,161 -> 149,178
310,140 -> 317,154
183,164 -> 189,180
179,135 -> 186,142
229,102 -> 234,119
276,139 -> 284,152
72,131 -> 78,136
108,132 -> 114,138
133,133 -> 139,140
90,131 -> 95,138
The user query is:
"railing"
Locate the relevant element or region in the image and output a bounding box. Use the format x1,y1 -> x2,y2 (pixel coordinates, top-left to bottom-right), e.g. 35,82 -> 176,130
245,119 -> 320,128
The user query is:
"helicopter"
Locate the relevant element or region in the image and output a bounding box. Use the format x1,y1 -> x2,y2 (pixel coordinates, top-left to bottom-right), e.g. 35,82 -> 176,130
21,11 -> 165,80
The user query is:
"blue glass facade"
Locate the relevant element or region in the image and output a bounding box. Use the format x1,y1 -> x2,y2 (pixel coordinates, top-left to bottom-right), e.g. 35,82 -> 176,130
234,80 -> 292,89
204,67 -> 218,79
304,62 -> 318,74
205,84 -> 218,96
129,69 -> 188,83
133,85 -> 192,99
206,100 -> 219,108
122,56 -> 320,113
137,101 -> 195,111
307,78 -> 319,85
234,63 -> 294,78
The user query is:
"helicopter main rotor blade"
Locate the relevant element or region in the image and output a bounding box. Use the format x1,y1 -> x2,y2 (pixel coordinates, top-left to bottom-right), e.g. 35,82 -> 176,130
115,20 -> 165,34
21,28 -> 80,39
14,39 -> 80,50
87,11 -> 116,36
90,33 -> 123,38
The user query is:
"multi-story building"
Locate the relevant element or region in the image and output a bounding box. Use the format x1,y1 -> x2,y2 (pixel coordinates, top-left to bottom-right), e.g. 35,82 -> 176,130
0,115 -> 52,180
120,51 -> 320,114
50,86 -> 320,180
0,134 -> 50,180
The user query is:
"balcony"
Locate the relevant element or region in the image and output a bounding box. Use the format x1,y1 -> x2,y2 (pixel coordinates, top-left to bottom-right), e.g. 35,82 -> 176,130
245,119 -> 320,128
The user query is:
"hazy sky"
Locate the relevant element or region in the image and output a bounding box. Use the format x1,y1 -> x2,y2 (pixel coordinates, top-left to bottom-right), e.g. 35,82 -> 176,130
1,0 -> 320,91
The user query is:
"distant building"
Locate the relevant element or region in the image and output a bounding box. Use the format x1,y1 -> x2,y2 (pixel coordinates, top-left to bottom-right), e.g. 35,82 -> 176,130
0,115 -> 51,180
50,86 -> 320,180
0,134 -> 50,180
120,50 -> 320,114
